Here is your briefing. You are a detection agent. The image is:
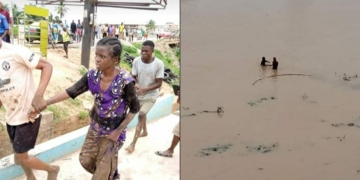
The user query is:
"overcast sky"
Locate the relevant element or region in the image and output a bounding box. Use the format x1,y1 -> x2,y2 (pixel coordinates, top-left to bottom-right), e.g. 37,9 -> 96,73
1,0 -> 179,25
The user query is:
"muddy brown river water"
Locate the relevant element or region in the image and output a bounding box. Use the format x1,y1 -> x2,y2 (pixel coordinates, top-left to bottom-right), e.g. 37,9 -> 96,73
181,0 -> 360,179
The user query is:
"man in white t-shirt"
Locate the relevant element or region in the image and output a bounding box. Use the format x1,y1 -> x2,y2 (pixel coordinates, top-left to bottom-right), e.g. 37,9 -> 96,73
125,40 -> 164,153
0,39 -> 59,180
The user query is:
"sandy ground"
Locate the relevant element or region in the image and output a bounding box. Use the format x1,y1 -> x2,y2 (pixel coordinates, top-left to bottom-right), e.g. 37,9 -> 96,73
181,0 -> 360,180
15,114 -> 180,180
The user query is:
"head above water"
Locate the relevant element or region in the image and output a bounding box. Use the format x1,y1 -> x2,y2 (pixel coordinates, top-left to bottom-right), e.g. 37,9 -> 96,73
141,40 -> 155,61
95,37 -> 122,71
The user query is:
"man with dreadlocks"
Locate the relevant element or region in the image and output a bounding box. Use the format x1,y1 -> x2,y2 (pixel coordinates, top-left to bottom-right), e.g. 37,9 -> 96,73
36,37 -> 140,179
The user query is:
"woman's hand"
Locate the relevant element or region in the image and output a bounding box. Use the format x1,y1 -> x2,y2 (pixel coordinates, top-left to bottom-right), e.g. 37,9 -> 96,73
135,84 -> 140,90
108,130 -> 121,142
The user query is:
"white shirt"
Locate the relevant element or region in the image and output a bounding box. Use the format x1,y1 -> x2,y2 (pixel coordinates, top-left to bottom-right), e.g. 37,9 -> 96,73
131,57 -> 164,100
0,42 -> 41,125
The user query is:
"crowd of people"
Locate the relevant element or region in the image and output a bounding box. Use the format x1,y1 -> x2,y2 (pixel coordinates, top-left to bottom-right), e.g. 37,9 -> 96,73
0,35 -> 180,180
48,20 -> 151,58
95,23 -> 149,43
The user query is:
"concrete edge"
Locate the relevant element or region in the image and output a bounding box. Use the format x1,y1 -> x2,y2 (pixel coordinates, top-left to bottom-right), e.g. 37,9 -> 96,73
0,94 -> 174,180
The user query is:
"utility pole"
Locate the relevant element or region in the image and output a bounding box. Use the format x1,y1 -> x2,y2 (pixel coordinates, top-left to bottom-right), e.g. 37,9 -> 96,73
81,0 -> 95,69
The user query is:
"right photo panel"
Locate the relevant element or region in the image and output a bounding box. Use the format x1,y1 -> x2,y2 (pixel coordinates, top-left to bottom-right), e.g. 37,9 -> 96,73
181,0 -> 360,179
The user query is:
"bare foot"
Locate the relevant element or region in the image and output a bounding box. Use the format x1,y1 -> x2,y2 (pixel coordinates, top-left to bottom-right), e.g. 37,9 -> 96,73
125,145 -> 135,153
139,132 -> 148,137
47,165 -> 60,180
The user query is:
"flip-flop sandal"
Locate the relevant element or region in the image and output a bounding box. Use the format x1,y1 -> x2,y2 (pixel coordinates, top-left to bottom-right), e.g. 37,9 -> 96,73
155,151 -> 173,158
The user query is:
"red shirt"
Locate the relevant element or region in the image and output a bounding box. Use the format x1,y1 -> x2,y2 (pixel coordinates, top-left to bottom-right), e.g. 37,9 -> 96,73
0,9 -> 11,24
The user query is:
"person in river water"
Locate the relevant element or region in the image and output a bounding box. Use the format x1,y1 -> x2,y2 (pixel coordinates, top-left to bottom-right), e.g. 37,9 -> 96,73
272,57 -> 279,70
31,37 -> 140,180
0,38 -> 59,180
261,57 -> 270,66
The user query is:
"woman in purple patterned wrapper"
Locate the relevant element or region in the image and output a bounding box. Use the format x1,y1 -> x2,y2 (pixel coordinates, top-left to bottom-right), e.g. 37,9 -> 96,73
32,37 -> 140,180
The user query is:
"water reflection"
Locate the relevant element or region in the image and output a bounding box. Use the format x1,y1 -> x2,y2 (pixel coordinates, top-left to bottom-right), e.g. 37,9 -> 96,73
259,65 -> 268,78
271,69 -> 278,83
181,0 -> 360,179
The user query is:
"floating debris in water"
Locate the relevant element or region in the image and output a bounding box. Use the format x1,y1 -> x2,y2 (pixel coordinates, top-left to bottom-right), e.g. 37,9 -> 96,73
246,142 -> 279,153
198,144 -> 232,157
302,92 -> 308,100
182,107 -> 225,118
252,74 -> 312,85
341,73 -> 358,81
182,107 -> 189,110
248,97 -> 276,106
183,113 -> 196,117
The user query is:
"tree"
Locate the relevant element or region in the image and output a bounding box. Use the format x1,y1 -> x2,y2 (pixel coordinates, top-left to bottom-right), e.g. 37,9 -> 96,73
55,16 -> 60,23
146,19 -> 156,30
55,2 -> 68,19
2,3 -> 9,11
48,12 -> 53,22
12,4 -> 24,24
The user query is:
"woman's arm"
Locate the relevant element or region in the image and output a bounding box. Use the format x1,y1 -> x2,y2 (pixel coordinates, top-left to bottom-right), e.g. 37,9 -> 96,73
46,73 -> 89,106
115,82 -> 140,132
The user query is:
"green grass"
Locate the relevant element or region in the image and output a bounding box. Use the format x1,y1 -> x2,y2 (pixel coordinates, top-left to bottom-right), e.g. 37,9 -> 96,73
119,61 -> 131,71
154,49 -> 164,59
79,66 -> 88,76
78,111 -> 89,120
12,26 -> 19,38
122,45 -> 139,56
173,47 -> 180,59
0,106 -> 5,113
154,50 -> 180,76
132,42 -> 142,49
120,44 -> 141,71
46,105 -> 69,121
123,44 -> 180,77
65,98 -> 82,107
